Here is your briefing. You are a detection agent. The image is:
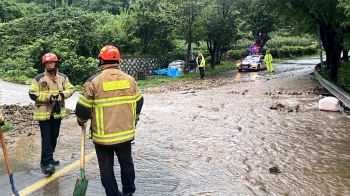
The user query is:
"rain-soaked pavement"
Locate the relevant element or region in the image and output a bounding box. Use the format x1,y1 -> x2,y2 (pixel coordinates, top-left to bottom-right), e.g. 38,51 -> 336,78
1,58 -> 350,196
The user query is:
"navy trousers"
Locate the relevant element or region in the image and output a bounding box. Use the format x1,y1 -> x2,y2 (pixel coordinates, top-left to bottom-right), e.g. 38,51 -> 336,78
95,141 -> 136,196
199,67 -> 205,78
38,117 -> 61,166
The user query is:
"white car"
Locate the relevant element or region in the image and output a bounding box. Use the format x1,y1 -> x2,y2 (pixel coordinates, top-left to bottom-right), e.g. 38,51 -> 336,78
236,55 -> 266,72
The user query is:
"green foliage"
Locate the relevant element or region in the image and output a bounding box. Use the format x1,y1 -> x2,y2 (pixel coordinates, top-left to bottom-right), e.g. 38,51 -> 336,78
94,10 -> 142,55
265,37 -> 312,48
227,49 -> 249,60
233,39 -> 254,50
0,7 -> 101,85
74,84 -> 83,91
60,56 -> 99,86
0,0 -> 25,22
129,0 -> 178,56
265,46 -> 318,59
1,121 -> 12,132
201,0 -> 240,66
260,0 -> 347,81
320,62 -> 350,93
0,7 -> 100,58
0,53 -> 37,84
337,62 -> 350,93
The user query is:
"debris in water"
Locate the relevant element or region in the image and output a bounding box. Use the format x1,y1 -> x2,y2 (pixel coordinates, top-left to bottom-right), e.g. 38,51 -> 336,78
269,166 -> 281,174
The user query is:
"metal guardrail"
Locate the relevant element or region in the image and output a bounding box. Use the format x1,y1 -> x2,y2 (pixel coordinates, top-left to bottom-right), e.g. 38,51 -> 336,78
314,71 -> 350,108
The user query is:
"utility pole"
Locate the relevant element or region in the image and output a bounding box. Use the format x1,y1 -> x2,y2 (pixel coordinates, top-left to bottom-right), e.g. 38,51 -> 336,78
317,24 -> 324,72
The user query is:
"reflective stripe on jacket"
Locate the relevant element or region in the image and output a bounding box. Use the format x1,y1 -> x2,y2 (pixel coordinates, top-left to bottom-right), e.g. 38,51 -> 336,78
196,56 -> 206,67
75,64 -> 143,146
28,69 -> 75,121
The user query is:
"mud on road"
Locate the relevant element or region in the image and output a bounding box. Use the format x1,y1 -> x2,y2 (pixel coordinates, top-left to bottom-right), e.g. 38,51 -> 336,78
1,62 -> 350,196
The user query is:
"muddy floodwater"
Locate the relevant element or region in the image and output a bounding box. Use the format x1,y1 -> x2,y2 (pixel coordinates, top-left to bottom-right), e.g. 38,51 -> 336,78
1,59 -> 350,196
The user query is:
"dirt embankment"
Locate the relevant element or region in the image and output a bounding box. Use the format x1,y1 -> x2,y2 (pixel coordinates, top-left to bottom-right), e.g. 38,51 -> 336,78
0,104 -> 75,145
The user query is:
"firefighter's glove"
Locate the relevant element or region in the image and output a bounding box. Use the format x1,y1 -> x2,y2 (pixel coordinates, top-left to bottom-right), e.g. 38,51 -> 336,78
50,94 -> 59,103
0,109 -> 4,126
77,119 -> 85,127
59,92 -> 65,101
52,101 -> 61,114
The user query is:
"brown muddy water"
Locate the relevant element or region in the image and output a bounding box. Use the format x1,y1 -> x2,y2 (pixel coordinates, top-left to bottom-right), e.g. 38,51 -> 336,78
1,60 -> 350,196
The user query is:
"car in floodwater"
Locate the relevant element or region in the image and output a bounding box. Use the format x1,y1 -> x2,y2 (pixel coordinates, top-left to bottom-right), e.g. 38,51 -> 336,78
236,55 -> 266,72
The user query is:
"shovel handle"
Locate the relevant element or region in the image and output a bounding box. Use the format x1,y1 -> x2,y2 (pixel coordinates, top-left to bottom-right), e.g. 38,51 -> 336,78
0,126 -> 12,175
80,124 -> 86,170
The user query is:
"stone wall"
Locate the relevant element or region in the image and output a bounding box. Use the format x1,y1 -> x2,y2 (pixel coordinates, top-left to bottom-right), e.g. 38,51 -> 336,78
120,56 -> 161,80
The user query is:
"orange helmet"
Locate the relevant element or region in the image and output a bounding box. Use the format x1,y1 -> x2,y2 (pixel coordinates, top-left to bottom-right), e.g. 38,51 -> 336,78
42,53 -> 58,63
98,45 -> 120,61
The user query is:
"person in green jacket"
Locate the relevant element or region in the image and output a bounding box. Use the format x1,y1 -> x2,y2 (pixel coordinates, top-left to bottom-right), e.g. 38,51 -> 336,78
196,53 -> 206,79
264,50 -> 274,72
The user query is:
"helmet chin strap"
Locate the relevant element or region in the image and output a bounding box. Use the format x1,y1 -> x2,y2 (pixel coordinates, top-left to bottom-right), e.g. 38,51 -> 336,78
99,59 -> 104,66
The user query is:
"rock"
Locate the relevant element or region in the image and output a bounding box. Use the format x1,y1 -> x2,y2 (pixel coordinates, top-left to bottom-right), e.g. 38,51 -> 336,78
269,166 -> 281,174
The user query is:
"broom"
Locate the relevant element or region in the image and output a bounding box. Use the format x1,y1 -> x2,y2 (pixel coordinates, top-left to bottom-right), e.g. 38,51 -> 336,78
73,124 -> 88,196
0,125 -> 20,196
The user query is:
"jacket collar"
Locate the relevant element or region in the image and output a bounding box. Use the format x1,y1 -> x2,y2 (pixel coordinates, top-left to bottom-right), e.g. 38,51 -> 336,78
44,68 -> 58,80
100,64 -> 120,71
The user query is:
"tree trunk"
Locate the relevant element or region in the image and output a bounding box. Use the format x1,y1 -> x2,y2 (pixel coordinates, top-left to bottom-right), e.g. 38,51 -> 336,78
207,40 -> 217,69
186,28 -> 193,73
342,49 -> 349,62
319,23 -> 343,82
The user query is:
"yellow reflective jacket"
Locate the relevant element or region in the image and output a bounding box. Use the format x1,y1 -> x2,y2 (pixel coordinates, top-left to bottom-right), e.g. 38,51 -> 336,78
29,69 -> 75,121
264,54 -> 273,64
75,64 -> 144,146
196,56 -> 206,67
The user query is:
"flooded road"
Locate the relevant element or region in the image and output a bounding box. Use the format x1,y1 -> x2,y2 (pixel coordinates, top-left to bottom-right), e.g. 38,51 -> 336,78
1,58 -> 350,196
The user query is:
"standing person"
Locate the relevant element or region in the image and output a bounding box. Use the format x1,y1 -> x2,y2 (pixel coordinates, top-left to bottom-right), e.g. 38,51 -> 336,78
264,50 -> 274,72
196,53 -> 206,79
29,52 -> 75,175
75,45 -> 144,196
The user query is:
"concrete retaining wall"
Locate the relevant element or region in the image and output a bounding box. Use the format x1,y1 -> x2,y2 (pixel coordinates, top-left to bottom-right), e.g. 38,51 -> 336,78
120,56 -> 161,80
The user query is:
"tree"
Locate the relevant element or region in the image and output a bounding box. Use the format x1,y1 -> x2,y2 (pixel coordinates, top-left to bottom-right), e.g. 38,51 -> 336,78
167,0 -> 208,65
0,0 -> 25,22
243,0 -> 277,50
128,0 -> 177,56
339,0 -> 350,62
200,0 -> 240,67
262,0 -> 348,82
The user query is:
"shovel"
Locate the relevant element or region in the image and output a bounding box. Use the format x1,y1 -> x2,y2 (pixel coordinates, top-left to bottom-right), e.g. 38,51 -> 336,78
0,126 -> 20,196
73,124 -> 88,196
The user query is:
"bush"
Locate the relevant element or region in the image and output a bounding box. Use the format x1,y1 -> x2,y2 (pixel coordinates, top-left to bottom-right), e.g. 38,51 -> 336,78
1,121 -> 13,133
227,49 -> 249,60
338,62 -> 350,93
319,62 -> 350,94
265,37 -> 311,48
264,45 -> 318,58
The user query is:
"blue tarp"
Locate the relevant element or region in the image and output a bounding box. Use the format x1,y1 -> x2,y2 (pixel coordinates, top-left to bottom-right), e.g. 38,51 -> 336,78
154,68 -> 181,78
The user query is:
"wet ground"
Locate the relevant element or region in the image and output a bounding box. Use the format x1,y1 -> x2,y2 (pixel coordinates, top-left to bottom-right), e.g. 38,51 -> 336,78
1,58 -> 350,196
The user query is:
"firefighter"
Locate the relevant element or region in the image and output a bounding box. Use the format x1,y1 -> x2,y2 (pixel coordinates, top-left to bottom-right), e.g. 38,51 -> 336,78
75,45 -> 144,196
264,50 -> 274,72
29,53 -> 75,175
196,53 -> 206,79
